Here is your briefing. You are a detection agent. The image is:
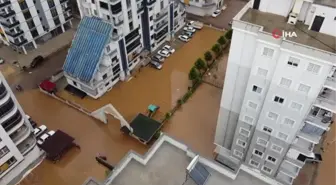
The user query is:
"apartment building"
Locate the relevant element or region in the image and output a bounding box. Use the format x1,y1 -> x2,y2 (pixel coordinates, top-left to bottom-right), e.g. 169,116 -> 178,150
180,0 -> 224,16
0,0 -> 73,54
214,0 -> 336,184
67,0 -> 185,99
0,73 -> 43,185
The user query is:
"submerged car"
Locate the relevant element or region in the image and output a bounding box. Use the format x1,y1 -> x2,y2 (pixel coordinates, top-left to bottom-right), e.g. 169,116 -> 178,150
157,49 -> 170,58
178,35 -> 190,42
152,55 -> 165,63
183,26 -> 196,33
212,9 -> 221,17
150,61 -> 162,70
163,45 -> 175,54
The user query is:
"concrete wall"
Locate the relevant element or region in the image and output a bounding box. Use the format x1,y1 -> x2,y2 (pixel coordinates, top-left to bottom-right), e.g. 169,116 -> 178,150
309,4 -> 336,37
258,0 -> 294,16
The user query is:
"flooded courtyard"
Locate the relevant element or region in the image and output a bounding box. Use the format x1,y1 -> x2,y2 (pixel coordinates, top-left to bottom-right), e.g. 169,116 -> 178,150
12,27 -> 226,185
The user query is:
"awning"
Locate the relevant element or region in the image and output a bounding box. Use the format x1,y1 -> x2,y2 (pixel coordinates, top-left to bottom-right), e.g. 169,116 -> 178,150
39,80 -> 56,92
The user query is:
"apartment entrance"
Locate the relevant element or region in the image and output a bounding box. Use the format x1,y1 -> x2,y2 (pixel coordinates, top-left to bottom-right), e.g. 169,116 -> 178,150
311,16 -> 324,32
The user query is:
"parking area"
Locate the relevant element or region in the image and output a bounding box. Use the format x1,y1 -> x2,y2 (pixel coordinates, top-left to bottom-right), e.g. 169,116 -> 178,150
187,0 -> 247,29
57,27 -> 224,122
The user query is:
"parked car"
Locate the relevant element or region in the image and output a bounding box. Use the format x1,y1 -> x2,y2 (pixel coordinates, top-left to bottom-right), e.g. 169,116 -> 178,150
178,35 -> 190,42
37,130 -> 55,145
150,61 -> 162,70
152,55 -> 165,63
183,31 -> 193,38
0,57 -> 4,64
186,20 -> 194,27
187,20 -> 203,30
163,45 -> 175,54
183,26 -> 196,33
228,20 -> 232,27
30,55 -> 44,68
157,49 -> 170,58
212,9 -> 221,17
34,125 -> 47,137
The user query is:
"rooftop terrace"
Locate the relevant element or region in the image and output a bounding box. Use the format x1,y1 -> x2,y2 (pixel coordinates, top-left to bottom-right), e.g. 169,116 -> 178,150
88,135 -> 272,185
240,8 -> 336,53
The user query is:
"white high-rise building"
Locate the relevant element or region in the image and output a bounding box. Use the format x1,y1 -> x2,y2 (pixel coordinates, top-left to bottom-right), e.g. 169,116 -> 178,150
0,73 -> 43,185
0,0 -> 73,54
214,0 -> 336,184
179,0 -> 224,16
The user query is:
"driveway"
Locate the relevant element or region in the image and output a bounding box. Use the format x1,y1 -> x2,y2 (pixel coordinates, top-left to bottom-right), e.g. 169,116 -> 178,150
187,0 -> 248,29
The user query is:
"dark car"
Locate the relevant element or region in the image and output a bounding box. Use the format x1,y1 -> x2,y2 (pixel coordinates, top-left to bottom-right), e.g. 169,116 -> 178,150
152,55 -> 164,63
183,31 -> 193,38
30,55 -> 44,68
150,61 -> 162,70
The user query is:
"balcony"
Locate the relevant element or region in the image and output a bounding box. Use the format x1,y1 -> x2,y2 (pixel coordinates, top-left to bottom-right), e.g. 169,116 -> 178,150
0,0 -> 10,8
110,0 -> 121,5
2,110 -> 23,132
276,171 -> 294,185
59,0 -> 68,4
65,15 -> 73,21
292,137 -> 314,158
10,38 -> 27,46
10,124 -> 30,145
146,0 -> 156,6
324,76 -> 336,91
305,106 -> 332,130
1,20 -> 20,28
137,6 -> 144,13
154,20 -> 168,32
297,130 -> 321,144
314,88 -> 336,113
5,28 -> 23,38
0,82 -> 7,99
202,0 -> 216,7
110,2 -> 122,15
17,134 -> 36,155
279,160 -> 300,178
154,26 -> 168,40
114,19 -> 123,27
154,11 -> 168,23
126,38 -> 141,53
0,10 -> 15,18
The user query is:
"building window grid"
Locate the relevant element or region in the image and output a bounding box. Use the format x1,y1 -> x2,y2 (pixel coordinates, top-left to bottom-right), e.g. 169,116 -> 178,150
277,132 -> 288,141
249,159 -> 260,168
279,78 -> 292,88
239,128 -> 250,137
253,149 -> 264,158
257,68 -> 268,77
247,101 -> 258,110
233,150 -> 243,159
244,115 -> 254,124
262,47 -> 274,58
252,85 -> 262,93
262,126 -> 273,134
283,118 -> 295,127
290,101 -> 302,111
271,144 -> 283,154
0,146 -> 9,158
298,83 -> 311,94
267,155 -> 277,164
262,166 -> 273,174
236,139 -> 246,148
287,57 -> 299,67
273,96 -> 284,104
307,63 -> 321,74
257,138 -> 268,147
267,112 -> 278,121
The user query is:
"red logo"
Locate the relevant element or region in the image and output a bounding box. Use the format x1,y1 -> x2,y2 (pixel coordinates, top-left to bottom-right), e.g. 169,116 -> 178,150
272,29 -> 282,39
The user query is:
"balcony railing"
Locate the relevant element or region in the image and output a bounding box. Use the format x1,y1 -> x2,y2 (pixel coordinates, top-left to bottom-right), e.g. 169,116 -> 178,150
0,0 -> 10,8
17,134 -> 36,155
324,76 -> 336,91
10,38 -> 28,46
154,11 -> 168,23
297,131 -> 321,144
5,29 -> 24,38
279,160 -> 299,178
10,124 -> 30,144
1,20 -> 20,28
0,82 -> 7,99
146,0 -> 156,6
65,15 -> 73,21
0,10 -> 15,18
292,137 -> 314,157
114,19 -> 123,27
59,0 -> 68,4
154,20 -> 168,32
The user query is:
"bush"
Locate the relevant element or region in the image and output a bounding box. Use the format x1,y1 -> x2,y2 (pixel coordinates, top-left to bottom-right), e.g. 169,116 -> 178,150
153,131 -> 162,139
177,99 -> 184,105
217,36 -> 226,45
204,51 -> 212,62
182,91 -> 193,102
165,112 -> 172,119
211,44 -> 221,57
189,67 -> 200,81
225,29 -> 233,40
194,58 -> 207,71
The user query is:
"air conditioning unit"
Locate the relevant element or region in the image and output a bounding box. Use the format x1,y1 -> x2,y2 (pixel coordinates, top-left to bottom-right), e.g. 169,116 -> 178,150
287,12 -> 298,25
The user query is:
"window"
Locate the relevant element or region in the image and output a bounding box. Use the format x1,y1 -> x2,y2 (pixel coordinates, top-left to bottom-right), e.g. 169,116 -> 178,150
0,146 -> 9,158
126,0 -> 131,8
244,116 -> 254,124
249,159 -> 260,168
271,144 -> 283,153
233,150 -> 243,159
267,112 -> 278,120
280,78 -> 292,88
239,128 -> 250,137
247,101 -> 258,110
267,156 -> 277,164
253,149 -> 264,157
106,45 -> 110,52
257,138 -> 268,147
252,85 -> 262,93
298,84 -> 311,94
257,68 -> 268,77
287,57 -> 299,67
73,81 -> 77,86
278,132 -> 288,141
150,16 -> 153,21
129,22 -> 133,30
262,47 -> 274,58
150,25 -> 153,30
100,1 -> 108,9
262,126 -> 273,134
273,96 -> 284,104
160,0 -> 164,9
102,73 -> 107,79
262,166 -> 272,174
290,102 -> 302,111
91,0 -> 95,3
283,118 -> 295,127
128,10 -> 132,20
307,63 -> 321,74
236,139 -> 246,148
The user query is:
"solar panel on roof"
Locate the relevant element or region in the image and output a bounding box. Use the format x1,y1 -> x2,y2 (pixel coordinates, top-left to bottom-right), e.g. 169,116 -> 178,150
189,162 -> 210,185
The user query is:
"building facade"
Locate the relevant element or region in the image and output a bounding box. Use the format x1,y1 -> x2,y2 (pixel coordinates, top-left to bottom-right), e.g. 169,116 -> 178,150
214,0 -> 336,184
0,0 -> 73,54
0,73 -> 43,185
180,0 -> 224,16
67,0 -> 185,99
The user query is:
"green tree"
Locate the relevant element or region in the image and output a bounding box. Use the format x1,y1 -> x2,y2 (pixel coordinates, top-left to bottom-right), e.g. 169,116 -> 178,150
217,36 -> 226,45
204,51 -> 212,64
189,67 -> 200,81
194,58 -> 207,71
225,29 -> 233,40
211,44 -> 221,57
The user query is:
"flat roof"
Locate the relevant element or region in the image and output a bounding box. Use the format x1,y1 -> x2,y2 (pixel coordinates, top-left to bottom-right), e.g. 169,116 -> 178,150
314,0 -> 336,8
240,8 -> 336,53
107,140 -> 270,185
130,113 -> 163,142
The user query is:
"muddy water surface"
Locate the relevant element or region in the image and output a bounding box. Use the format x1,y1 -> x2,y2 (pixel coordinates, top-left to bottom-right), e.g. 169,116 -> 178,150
15,27 -> 225,185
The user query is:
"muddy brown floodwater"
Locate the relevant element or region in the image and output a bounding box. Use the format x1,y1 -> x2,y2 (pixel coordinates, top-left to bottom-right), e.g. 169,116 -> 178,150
15,27 -> 225,185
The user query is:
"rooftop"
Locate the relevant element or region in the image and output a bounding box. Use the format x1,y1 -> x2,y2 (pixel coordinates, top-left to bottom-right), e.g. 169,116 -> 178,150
83,135 -> 274,185
314,0 -> 336,8
240,8 -> 336,53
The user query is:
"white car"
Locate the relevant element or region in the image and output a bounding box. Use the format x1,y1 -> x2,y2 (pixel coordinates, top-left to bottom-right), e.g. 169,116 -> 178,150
37,130 -> 55,145
186,20 -> 195,27
212,10 -> 221,17
34,125 -> 47,137
163,45 -> 175,54
183,26 -> 196,33
178,35 -> 190,42
0,58 -> 4,64
157,49 -> 170,58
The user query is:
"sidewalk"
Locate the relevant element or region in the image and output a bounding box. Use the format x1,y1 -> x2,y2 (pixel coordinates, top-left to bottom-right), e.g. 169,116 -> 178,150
0,18 -> 79,68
